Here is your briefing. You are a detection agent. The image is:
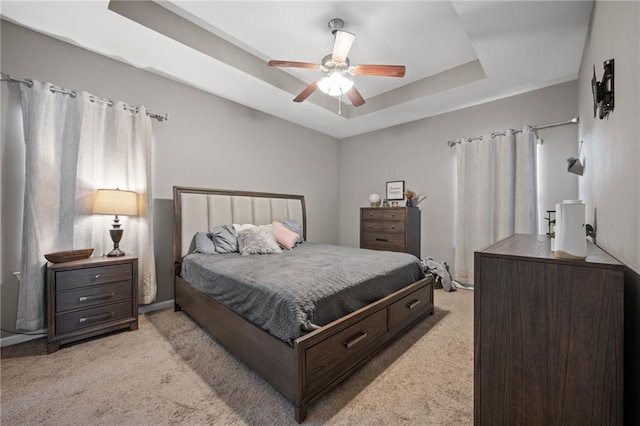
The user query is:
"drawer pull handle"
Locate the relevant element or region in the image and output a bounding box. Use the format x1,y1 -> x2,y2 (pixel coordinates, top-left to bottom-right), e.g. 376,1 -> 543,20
391,225 -> 395,229
368,213 -> 373,217
375,238 -> 388,242
407,300 -> 421,310
344,332 -> 368,349
79,292 -> 115,303
94,274 -> 101,279
78,311 -> 114,324
391,213 -> 395,217
369,225 -> 373,228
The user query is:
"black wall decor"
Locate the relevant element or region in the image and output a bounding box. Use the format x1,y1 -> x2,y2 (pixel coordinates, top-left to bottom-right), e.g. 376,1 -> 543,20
591,58 -> 615,119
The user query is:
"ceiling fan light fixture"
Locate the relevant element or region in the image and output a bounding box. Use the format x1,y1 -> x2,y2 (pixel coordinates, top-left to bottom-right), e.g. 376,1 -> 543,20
318,72 -> 353,96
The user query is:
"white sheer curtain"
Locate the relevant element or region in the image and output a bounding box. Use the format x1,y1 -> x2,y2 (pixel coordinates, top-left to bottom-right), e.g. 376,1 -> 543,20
454,127 -> 538,285
16,80 -> 156,331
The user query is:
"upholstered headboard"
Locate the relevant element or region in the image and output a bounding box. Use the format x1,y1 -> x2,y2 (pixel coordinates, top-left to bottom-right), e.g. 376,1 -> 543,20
173,186 -> 307,261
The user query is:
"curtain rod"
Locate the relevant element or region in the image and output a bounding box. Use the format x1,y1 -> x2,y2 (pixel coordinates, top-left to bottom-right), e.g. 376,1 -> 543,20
447,117 -> 579,147
0,73 -> 168,122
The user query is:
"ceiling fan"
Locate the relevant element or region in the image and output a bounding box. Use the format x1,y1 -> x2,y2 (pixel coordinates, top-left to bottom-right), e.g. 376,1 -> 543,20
268,18 -> 406,107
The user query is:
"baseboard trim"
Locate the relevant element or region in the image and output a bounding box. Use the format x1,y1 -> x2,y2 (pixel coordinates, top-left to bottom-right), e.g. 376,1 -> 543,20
138,299 -> 174,314
0,328 -> 46,348
1,300 -> 175,348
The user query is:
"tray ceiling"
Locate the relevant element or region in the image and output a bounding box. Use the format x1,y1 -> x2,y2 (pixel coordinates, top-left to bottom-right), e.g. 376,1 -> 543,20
0,1 -> 593,138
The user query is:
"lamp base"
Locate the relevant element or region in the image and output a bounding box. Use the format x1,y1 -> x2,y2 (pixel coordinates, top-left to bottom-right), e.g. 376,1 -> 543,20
106,247 -> 126,257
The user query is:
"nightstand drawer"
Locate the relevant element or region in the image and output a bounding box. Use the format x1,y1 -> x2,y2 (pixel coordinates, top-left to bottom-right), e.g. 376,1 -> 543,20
56,263 -> 132,291
56,280 -> 132,312
55,300 -> 133,334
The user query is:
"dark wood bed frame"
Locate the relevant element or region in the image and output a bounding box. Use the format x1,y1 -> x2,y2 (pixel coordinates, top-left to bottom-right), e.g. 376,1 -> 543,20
173,186 -> 434,422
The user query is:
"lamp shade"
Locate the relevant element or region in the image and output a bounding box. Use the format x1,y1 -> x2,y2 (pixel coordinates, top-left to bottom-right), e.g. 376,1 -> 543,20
92,189 -> 138,216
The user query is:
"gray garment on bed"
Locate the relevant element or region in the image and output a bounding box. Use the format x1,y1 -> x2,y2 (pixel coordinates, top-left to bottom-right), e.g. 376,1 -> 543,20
181,243 -> 424,344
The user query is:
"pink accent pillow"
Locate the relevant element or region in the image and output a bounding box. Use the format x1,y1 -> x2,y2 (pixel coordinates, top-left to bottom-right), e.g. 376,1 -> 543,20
272,221 -> 299,250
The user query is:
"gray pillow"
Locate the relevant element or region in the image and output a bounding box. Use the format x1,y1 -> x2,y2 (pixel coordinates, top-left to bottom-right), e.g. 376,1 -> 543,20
282,219 -> 304,244
208,225 -> 238,254
236,225 -> 282,256
194,231 -> 216,254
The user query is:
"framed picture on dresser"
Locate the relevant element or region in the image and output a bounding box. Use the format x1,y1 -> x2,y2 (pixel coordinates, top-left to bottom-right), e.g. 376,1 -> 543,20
386,180 -> 405,200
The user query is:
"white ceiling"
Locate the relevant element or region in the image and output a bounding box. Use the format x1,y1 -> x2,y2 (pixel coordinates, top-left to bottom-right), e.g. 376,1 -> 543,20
0,1 -> 593,138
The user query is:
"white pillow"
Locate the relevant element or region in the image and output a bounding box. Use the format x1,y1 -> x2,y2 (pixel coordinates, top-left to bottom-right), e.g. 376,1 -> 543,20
236,224 -> 282,255
233,223 -> 256,233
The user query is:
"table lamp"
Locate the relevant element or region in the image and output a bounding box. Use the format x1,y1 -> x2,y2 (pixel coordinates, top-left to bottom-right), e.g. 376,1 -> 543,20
92,188 -> 138,257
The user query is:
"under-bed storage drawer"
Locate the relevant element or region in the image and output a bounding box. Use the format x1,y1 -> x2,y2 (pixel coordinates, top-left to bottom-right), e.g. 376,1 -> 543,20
388,283 -> 433,330
305,308 -> 387,393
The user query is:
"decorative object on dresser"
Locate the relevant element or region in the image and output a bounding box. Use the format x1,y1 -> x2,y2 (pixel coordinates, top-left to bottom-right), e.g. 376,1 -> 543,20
474,234 -> 623,425
92,188 -> 138,257
404,189 -> 427,208
385,180 -> 405,201
360,207 -> 421,257
46,256 -> 138,354
368,193 -> 381,207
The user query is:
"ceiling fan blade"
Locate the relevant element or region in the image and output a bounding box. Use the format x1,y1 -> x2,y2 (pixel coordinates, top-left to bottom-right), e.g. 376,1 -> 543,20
352,64 -> 406,77
268,60 -> 320,70
293,81 -> 318,103
331,30 -> 355,63
346,86 -> 365,107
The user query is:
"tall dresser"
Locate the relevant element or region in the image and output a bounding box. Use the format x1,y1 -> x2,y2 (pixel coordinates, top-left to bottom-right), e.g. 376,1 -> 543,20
360,207 -> 421,258
474,234 -> 623,425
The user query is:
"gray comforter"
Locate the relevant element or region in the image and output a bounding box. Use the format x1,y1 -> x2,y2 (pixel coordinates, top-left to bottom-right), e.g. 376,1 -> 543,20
181,243 -> 424,344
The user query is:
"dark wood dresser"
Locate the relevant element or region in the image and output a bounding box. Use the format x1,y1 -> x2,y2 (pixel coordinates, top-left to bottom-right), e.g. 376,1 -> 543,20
46,256 -> 138,353
474,234 -> 623,425
360,207 -> 421,257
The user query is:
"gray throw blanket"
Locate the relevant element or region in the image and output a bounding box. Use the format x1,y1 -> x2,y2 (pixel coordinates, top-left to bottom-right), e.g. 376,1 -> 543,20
182,243 -> 424,344
423,257 -> 456,292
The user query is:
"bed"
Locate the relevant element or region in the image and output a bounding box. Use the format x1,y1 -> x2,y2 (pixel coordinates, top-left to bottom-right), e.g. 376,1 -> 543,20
173,186 -> 434,422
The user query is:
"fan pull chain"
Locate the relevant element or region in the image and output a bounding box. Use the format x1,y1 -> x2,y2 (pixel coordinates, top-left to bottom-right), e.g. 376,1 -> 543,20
338,93 -> 342,115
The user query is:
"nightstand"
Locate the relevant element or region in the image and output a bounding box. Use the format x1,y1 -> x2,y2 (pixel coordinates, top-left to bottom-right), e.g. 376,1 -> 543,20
46,256 -> 138,353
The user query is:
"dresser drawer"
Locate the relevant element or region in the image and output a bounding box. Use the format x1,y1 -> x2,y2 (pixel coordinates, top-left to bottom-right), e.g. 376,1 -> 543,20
362,234 -> 405,252
381,221 -> 405,233
305,308 -> 387,393
361,221 -> 382,232
383,210 -> 405,221
361,209 -> 383,221
389,284 -> 433,330
56,280 -> 132,312
55,300 -> 133,334
56,263 -> 132,291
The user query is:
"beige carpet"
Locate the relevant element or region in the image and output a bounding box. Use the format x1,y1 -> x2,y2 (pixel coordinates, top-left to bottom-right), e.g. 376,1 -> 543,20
1,289 -> 473,425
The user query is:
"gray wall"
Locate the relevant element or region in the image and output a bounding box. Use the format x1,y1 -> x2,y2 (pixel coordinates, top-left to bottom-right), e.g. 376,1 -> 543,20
576,1 -> 640,423
0,21 -> 339,336
339,81 -> 580,268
